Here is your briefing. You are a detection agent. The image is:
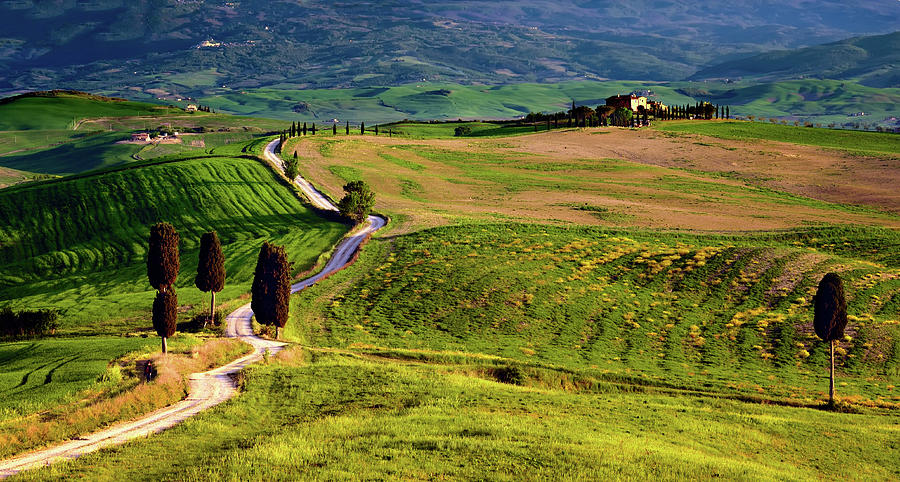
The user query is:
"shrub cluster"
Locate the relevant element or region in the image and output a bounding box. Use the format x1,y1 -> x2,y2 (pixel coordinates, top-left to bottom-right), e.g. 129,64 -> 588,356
0,307 -> 60,337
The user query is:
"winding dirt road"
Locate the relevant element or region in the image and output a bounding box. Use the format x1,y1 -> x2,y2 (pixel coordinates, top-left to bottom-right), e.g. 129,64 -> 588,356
0,139 -> 384,478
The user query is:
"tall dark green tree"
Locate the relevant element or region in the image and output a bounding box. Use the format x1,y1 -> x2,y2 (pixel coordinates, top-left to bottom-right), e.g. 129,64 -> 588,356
360,122 -> 365,135
337,180 -> 376,223
302,122 -> 307,136
251,242 -> 292,339
195,231 -> 225,326
152,289 -> 177,354
814,273 -> 848,406
311,123 -> 317,135
346,121 -> 350,135
333,123 -> 337,135
147,222 -> 179,353
148,222 -> 179,292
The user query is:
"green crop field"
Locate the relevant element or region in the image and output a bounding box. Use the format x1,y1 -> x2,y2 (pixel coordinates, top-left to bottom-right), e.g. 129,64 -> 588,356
378,122 -> 540,139
0,337 -> 165,422
0,152 -> 349,334
658,120 -> 900,157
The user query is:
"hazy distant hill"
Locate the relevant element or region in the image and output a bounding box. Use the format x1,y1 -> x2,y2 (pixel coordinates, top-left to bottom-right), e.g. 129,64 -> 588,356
693,32 -> 900,87
1,0 -> 899,98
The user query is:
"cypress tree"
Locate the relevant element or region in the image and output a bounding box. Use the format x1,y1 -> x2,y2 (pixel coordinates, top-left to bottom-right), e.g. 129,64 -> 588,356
361,122 -> 365,135
250,242 -> 292,339
302,122 -> 307,136
814,273 -> 848,406
726,106 -> 730,119
152,289 -> 177,354
346,121 -> 350,135
375,124 -> 379,135
195,231 -> 225,327
333,123 -> 337,135
147,222 -> 179,353
312,123 -> 317,135
147,222 -> 179,293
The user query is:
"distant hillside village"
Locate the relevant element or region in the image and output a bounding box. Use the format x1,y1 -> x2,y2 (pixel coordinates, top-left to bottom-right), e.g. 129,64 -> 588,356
525,92 -> 729,128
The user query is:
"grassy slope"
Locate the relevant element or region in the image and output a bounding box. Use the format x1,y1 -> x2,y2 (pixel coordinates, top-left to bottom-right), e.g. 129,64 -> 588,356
286,224 -> 900,403
0,94 -> 178,131
0,153 -> 349,334
657,120 -> 900,157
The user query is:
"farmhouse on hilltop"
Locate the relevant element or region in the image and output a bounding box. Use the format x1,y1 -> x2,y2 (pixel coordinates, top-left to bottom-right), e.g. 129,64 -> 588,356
606,94 -> 668,113
606,94 -> 647,111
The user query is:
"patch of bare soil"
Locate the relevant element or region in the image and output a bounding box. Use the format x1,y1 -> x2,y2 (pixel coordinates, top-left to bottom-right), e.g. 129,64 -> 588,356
512,128 -> 900,214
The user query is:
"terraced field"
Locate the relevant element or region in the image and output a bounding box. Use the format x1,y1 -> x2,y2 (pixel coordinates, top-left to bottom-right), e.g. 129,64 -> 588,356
0,154 -> 349,334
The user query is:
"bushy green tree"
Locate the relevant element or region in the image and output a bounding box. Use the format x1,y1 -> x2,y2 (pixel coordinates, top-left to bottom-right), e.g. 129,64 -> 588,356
337,180 -> 376,223
284,151 -> 300,181
454,125 -> 472,136
195,231 -> 225,326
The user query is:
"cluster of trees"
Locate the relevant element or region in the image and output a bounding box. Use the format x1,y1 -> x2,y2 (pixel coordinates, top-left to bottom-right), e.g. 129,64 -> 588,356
190,104 -> 214,113
146,222 -> 299,351
523,101 -> 732,129
147,223 -> 225,353
0,307 -> 60,338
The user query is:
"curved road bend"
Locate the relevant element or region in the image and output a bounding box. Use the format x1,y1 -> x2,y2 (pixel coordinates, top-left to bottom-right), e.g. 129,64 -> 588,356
0,139 -> 385,479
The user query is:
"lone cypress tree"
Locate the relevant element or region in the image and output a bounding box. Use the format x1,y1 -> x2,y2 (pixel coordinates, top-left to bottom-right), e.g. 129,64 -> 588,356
152,289 -> 177,354
360,122 -> 365,135
195,231 -> 225,326
814,273 -> 848,406
346,120 -> 350,135
374,124 -> 379,135
250,242 -> 292,339
333,123 -> 337,135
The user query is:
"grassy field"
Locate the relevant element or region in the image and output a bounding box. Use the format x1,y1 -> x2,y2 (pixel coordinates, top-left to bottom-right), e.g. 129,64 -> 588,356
0,152 -> 349,334
377,121 -> 543,139
0,92 -> 289,177
282,130 -> 900,231
17,349 -> 899,480
284,223 -> 900,404
658,120 -> 900,158
0,337 -> 158,421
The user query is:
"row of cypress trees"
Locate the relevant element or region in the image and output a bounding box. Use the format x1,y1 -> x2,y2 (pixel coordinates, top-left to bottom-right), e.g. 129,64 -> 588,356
278,121 -> 393,146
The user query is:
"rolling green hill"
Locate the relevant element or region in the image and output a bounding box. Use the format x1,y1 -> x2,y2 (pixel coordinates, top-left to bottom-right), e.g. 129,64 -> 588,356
693,31 -> 900,88
0,91 -> 179,130
0,152 -> 349,334
289,224 -> 900,402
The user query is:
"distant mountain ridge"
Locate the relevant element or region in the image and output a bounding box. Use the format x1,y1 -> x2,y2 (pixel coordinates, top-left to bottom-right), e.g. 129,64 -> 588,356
1,0 -> 899,99
693,31 -> 900,88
